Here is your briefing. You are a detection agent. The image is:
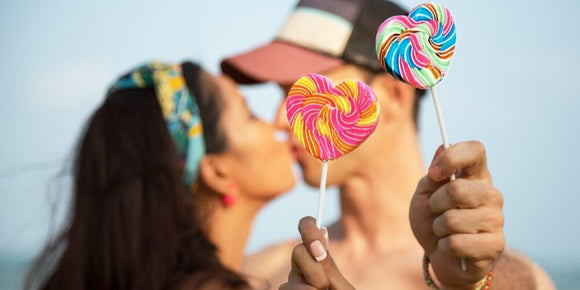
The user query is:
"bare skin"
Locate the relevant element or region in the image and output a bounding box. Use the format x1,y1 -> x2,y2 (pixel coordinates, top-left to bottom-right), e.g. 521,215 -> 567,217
243,65 -> 555,289
197,74 -> 296,272
281,218 -> 554,290
281,217 -> 354,290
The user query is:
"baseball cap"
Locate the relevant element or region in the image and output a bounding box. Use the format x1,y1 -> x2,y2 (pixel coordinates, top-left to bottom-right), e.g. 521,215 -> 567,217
221,0 -> 408,85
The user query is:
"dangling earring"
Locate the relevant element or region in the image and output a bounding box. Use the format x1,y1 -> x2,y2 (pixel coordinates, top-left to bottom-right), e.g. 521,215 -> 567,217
222,195 -> 236,207
222,183 -> 237,207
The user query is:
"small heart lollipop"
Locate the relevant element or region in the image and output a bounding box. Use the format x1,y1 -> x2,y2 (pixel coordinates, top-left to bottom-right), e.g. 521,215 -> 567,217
376,2 -> 467,271
286,73 -> 379,227
376,2 -> 456,89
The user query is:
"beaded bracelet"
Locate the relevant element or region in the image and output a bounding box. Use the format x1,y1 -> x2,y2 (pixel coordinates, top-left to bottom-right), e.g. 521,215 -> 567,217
423,254 -> 493,290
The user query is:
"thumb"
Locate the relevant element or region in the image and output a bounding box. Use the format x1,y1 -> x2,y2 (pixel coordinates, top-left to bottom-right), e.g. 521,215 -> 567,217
431,144 -> 446,164
298,217 -> 355,290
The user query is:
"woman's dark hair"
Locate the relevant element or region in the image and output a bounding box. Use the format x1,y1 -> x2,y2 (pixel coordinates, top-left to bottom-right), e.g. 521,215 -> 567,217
182,62 -> 228,154
25,63 -> 248,290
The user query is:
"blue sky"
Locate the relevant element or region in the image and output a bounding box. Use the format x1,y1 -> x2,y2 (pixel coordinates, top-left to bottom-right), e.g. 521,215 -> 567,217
1,0 -> 579,279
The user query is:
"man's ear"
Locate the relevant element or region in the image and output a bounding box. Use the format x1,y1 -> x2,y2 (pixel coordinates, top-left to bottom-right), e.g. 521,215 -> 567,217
198,155 -> 232,195
370,73 -> 416,120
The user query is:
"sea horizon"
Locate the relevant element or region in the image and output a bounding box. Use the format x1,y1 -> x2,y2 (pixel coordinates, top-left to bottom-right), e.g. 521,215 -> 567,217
1,253 -> 576,290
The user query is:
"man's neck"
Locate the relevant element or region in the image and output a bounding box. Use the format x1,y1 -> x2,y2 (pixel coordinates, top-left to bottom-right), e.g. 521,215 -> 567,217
332,130 -> 426,256
207,197 -> 263,272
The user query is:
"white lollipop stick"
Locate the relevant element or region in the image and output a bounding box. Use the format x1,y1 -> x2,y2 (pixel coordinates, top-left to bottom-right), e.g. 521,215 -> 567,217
430,87 -> 467,272
430,87 -> 455,181
315,160 -> 329,229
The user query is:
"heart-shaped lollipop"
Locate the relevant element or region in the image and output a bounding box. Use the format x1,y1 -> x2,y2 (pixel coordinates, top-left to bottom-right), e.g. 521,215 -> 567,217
286,74 -> 379,161
286,73 -> 379,228
375,2 -> 468,272
375,3 -> 456,89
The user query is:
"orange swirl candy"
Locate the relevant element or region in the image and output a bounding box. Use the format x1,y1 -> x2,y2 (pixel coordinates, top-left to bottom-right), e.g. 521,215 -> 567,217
286,74 -> 379,160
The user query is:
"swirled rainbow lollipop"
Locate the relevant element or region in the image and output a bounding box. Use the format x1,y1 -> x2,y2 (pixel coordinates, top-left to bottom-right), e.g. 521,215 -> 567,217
376,3 -> 455,89
286,74 -> 379,227
376,3 -> 467,271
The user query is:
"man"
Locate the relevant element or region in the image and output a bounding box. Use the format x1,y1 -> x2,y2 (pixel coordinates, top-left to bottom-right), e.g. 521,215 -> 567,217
222,0 -> 555,289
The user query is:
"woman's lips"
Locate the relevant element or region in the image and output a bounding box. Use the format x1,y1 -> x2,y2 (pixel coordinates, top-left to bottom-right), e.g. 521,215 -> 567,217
290,143 -> 299,158
289,139 -> 302,156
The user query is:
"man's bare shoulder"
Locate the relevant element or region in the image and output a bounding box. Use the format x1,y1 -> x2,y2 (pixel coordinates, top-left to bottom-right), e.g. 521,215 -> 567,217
244,240 -> 299,273
493,249 -> 556,290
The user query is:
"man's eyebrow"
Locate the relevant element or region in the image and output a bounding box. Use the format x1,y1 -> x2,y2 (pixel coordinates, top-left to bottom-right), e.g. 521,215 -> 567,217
281,86 -> 292,98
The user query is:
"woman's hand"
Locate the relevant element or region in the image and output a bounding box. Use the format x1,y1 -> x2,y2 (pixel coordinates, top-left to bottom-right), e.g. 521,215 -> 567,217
279,217 -> 355,290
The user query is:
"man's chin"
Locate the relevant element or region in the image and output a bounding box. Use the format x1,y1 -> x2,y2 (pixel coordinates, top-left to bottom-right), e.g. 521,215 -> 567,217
297,160 -> 322,187
302,174 -> 320,187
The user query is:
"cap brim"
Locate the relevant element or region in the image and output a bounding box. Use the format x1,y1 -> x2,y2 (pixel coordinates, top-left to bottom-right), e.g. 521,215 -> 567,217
221,40 -> 343,85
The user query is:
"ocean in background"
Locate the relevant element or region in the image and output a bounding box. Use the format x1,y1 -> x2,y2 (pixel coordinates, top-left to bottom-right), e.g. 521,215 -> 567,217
0,256 -> 577,289
0,259 -> 29,290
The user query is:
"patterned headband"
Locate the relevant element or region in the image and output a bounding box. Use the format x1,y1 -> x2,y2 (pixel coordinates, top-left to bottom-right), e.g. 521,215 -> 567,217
108,61 -> 205,186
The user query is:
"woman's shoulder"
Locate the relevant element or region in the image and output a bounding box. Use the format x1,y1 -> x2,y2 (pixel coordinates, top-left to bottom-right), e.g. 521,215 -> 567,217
242,240 -> 299,289
244,240 -> 298,274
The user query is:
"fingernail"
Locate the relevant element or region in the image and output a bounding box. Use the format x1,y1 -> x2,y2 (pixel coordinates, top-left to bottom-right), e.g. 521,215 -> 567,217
310,240 -> 327,262
430,165 -> 441,179
321,227 -> 329,244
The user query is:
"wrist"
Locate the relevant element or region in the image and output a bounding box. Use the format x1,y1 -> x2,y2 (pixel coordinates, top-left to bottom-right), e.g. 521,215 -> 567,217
423,254 -> 493,290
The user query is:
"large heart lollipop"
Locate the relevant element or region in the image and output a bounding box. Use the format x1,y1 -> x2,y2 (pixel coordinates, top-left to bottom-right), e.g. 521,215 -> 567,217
376,2 -> 467,271
286,73 -> 379,227
375,3 -> 456,173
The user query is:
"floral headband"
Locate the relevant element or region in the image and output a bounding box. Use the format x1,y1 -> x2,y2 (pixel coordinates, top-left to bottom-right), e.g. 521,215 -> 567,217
108,61 -> 205,186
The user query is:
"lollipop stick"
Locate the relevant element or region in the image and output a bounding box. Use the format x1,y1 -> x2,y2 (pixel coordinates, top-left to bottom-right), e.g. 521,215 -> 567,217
430,87 -> 467,272
430,87 -> 455,181
315,160 -> 329,229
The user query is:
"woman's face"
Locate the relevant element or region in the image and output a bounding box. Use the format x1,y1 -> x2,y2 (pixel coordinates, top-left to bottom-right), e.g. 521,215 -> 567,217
214,74 -> 296,201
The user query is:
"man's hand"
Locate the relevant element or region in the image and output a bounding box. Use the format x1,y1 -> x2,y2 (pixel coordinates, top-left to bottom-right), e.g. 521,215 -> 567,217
410,141 -> 505,289
279,217 -> 355,290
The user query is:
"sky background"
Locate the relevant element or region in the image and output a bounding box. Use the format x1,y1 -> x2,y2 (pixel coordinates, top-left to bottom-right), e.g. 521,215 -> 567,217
1,0 -> 579,289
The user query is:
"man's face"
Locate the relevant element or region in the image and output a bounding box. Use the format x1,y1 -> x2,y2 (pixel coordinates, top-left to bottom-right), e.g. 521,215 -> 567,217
274,65 -> 377,187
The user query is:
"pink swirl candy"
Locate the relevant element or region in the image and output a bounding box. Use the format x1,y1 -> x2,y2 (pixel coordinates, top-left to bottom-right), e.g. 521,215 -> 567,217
286,74 -> 380,160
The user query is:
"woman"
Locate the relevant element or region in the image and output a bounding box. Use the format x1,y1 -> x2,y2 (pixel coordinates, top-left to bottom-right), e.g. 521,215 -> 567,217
26,61 -> 295,289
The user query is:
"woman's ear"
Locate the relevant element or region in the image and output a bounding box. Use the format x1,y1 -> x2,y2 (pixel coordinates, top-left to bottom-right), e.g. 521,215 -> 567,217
198,155 -> 232,195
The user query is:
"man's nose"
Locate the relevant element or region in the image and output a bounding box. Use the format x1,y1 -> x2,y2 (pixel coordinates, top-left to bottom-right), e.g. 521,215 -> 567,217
274,101 -> 291,132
